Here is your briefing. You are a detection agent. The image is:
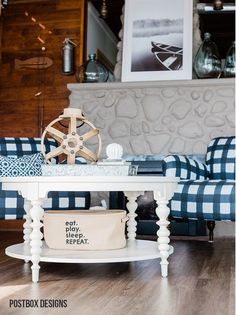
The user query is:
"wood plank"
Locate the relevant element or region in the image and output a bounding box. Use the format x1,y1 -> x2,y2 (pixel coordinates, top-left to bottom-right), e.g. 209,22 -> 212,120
3,10 -> 83,25
0,13 -> 3,65
0,0 -> 85,137
0,231 -> 234,315
0,220 -> 24,231
0,86 -> 69,101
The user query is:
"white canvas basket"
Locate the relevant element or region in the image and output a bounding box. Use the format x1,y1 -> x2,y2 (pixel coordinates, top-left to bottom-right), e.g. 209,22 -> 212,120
43,210 -> 128,251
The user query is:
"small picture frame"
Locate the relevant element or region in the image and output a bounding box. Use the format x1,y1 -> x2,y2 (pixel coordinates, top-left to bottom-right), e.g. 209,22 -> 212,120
122,0 -> 193,82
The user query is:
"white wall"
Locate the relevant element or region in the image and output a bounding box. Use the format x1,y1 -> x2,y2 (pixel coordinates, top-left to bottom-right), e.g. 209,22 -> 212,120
86,2 -> 118,67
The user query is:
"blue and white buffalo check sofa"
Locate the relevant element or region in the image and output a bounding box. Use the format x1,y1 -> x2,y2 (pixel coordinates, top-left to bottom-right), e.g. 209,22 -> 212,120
163,136 -> 235,241
0,137 -> 90,220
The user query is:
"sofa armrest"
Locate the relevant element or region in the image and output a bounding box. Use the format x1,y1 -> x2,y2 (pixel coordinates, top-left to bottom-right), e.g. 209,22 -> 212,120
163,155 -> 209,180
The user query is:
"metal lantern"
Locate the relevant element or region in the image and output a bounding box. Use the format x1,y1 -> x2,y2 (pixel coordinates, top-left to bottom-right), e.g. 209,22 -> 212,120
62,38 -> 75,75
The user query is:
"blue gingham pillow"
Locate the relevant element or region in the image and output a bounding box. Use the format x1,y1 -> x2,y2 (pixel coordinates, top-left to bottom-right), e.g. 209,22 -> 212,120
0,153 -> 44,176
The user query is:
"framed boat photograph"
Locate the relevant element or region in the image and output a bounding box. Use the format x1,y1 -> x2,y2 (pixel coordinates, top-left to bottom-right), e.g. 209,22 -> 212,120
121,0 -> 193,82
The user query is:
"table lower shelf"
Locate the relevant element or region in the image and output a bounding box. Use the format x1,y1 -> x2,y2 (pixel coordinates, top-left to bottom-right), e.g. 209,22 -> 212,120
6,240 -> 174,264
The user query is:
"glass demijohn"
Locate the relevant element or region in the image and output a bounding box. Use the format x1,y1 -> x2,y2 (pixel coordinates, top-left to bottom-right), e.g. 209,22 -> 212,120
76,53 -> 109,83
223,41 -> 236,78
194,32 -> 222,79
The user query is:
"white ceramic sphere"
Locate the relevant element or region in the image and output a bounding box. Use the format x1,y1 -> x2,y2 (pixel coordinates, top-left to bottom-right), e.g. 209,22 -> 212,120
106,143 -> 123,160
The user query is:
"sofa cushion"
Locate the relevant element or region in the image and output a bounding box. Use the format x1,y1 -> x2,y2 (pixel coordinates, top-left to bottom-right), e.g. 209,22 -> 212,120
0,190 -> 25,220
170,179 -> 235,221
0,153 -> 44,176
206,136 -> 235,180
0,137 -> 57,161
0,137 -> 91,219
163,155 -> 208,180
43,191 -> 90,210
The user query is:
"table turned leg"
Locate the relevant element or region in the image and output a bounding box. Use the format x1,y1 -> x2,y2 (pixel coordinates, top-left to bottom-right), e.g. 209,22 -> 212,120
29,200 -> 44,283
23,199 -> 32,263
154,191 -> 171,277
124,191 -> 143,240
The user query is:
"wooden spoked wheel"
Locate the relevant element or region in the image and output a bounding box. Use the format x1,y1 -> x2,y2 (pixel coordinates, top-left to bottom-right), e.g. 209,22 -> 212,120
41,109 -> 102,164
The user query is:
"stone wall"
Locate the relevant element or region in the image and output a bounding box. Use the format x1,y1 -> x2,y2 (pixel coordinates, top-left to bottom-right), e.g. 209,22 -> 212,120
68,78 -> 235,240
68,78 -> 235,158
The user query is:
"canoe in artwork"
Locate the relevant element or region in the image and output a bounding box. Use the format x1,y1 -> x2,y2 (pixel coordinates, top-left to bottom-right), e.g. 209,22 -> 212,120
151,41 -> 183,71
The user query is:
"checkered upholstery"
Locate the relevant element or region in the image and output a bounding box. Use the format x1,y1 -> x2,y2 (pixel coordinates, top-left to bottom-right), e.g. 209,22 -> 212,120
0,137 -> 90,220
0,137 -> 57,158
163,155 -> 208,180
163,136 -> 235,221
171,180 -> 235,221
206,136 -> 235,180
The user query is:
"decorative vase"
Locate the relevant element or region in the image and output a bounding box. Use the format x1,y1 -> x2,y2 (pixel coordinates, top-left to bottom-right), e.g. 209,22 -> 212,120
223,41 -> 236,78
76,53 -> 109,83
194,32 -> 222,79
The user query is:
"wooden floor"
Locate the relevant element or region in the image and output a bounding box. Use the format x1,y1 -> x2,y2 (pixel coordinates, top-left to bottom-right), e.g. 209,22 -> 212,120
0,231 -> 234,315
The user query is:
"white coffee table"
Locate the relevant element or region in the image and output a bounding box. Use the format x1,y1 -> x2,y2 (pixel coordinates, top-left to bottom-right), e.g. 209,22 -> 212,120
1,176 -> 178,283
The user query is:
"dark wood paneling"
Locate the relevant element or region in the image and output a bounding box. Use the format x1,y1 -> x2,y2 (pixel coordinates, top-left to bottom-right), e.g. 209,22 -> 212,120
0,0 -> 85,137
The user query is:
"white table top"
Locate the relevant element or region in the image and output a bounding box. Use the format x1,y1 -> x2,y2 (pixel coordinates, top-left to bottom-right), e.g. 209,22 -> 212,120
0,175 -> 178,183
0,176 -> 179,194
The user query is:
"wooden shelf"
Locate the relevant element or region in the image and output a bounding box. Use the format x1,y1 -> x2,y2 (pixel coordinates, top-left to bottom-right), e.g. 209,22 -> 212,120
197,3 -> 235,14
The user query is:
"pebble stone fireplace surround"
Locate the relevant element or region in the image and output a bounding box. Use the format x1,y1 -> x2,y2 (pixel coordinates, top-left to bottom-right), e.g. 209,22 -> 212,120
68,78 -> 235,236
68,78 -> 234,158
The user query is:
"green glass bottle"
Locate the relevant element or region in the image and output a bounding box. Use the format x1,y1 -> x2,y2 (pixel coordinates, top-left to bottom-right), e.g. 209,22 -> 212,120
76,53 -> 109,83
223,41 -> 236,78
194,33 -> 222,79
